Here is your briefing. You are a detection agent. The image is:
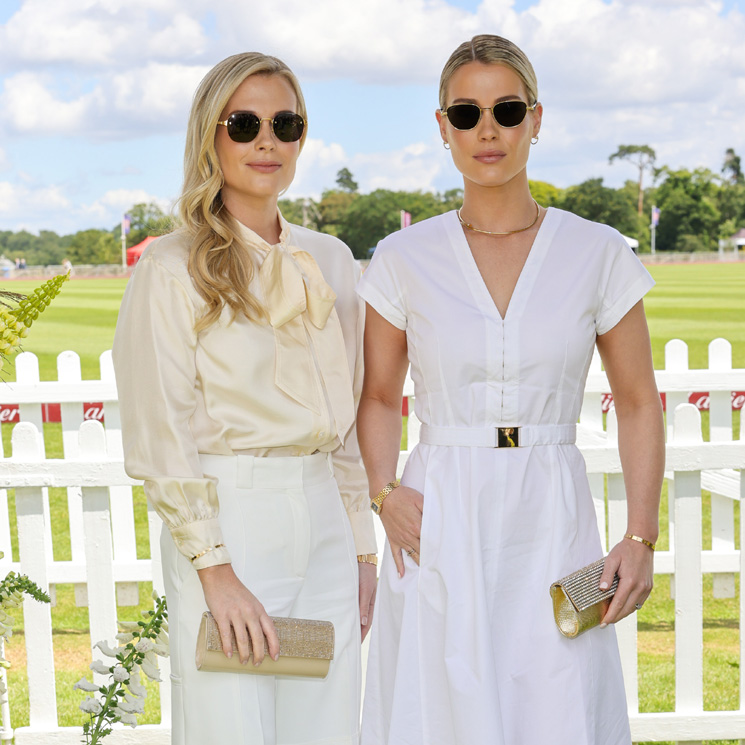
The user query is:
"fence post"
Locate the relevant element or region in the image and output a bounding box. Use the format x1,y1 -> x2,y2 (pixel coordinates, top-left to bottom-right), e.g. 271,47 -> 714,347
672,404 -> 704,745
606,409 -> 639,712
79,421 -> 118,687
14,353 -> 55,604
99,352 -> 139,606
57,351 -> 89,607
708,339 -> 735,598
13,423 -> 58,729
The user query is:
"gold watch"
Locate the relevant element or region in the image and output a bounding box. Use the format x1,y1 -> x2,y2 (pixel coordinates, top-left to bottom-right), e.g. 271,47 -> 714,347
371,480 -> 400,515
357,554 -> 378,566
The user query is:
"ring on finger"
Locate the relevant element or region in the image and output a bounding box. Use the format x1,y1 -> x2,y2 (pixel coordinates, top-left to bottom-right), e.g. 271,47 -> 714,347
634,602 -> 643,610
406,548 -> 415,556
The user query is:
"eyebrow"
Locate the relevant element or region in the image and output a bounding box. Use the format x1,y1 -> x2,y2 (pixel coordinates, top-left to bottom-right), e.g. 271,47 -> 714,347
450,95 -> 524,105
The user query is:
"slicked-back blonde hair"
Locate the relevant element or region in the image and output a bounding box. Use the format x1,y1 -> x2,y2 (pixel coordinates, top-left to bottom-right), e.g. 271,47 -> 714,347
178,52 -> 308,332
439,35 -> 538,109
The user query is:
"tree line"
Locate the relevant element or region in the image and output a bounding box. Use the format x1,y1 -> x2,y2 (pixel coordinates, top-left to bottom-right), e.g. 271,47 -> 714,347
2,147 -> 743,265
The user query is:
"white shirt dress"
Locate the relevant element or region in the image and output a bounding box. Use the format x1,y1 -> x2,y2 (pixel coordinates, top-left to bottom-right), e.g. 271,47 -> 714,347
357,207 -> 655,745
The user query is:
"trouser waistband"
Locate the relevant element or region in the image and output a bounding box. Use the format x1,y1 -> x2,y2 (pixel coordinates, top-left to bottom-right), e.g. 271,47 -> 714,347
419,423 -> 576,448
199,451 -> 334,489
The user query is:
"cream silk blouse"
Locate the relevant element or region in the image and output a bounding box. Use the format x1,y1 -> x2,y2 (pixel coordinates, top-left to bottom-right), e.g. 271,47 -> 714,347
112,214 -> 375,570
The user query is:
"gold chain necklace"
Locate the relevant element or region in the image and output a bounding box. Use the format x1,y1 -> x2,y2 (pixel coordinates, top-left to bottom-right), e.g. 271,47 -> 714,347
457,199 -> 540,236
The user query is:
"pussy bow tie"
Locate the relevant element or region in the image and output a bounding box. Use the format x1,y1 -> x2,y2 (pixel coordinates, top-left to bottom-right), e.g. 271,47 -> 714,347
259,242 -> 355,441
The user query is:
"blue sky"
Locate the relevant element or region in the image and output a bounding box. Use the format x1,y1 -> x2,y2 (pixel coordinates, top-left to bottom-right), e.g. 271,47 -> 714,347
0,0 -> 743,235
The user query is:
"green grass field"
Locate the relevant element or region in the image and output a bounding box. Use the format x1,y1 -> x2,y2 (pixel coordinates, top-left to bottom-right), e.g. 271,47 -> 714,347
1,262 -> 744,742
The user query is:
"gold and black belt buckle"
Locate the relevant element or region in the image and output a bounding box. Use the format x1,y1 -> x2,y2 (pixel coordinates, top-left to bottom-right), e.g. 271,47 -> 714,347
496,427 -> 520,448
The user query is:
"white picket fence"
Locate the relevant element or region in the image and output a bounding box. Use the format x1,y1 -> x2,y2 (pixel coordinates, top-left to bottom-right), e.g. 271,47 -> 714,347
0,341 -> 742,744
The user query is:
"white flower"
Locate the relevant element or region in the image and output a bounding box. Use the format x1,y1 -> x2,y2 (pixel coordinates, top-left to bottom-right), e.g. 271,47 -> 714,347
152,642 -> 169,657
118,621 -> 141,632
112,666 -> 129,682
94,640 -> 120,658
115,699 -> 143,714
116,632 -> 135,644
73,678 -> 100,693
151,589 -> 160,602
134,639 -> 153,653
126,669 -> 148,699
115,710 -> 139,727
138,659 -> 161,682
89,660 -> 112,675
79,697 -> 103,714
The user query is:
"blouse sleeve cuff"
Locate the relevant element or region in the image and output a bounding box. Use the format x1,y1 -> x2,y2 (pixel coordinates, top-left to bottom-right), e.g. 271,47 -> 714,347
348,510 -> 378,555
168,519 -> 232,569
596,272 -> 655,336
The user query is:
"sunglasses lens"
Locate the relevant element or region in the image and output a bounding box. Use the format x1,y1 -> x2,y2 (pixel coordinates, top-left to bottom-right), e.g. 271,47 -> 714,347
493,101 -> 528,127
273,113 -> 305,142
446,104 -> 481,130
226,112 -> 260,142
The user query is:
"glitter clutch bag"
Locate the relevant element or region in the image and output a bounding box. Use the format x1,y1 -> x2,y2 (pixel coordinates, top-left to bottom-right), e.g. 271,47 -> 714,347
550,557 -> 619,639
196,611 -> 334,678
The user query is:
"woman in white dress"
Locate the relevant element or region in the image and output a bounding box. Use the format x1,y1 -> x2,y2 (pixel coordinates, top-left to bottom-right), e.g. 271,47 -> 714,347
112,53 -> 377,745
357,35 -> 664,744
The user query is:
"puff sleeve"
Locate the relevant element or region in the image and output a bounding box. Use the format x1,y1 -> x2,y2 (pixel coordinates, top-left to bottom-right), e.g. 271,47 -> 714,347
112,245 -> 231,570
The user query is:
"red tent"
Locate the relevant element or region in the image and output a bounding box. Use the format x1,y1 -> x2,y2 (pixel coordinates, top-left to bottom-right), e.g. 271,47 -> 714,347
126,235 -> 158,266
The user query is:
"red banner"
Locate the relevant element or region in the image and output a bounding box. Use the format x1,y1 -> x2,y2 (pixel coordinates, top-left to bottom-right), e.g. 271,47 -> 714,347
601,392 -> 745,413
0,403 -> 105,424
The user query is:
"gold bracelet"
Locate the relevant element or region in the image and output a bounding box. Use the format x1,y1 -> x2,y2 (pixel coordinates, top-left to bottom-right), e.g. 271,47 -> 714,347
190,544 -> 226,563
357,554 -> 378,566
625,533 -> 656,551
371,480 -> 400,515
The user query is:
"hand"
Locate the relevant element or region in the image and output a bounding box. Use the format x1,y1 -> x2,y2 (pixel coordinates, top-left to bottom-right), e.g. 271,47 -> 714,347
197,563 -> 279,666
379,485 -> 423,577
358,561 -> 378,642
599,537 -> 654,626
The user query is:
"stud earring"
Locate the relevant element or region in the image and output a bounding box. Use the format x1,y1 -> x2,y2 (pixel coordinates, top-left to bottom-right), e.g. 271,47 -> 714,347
531,135 -> 539,145
443,141 -> 450,150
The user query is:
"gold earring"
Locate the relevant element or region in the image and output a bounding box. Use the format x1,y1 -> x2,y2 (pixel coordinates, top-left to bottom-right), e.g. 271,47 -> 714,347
531,135 -> 539,145
443,141 -> 450,150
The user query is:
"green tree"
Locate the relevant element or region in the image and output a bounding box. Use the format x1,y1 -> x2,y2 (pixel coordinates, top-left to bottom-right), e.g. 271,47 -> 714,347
609,145 -> 656,216
317,190 -> 358,238
529,180 -> 562,207
558,178 -> 638,237
722,148 -> 744,185
654,167 -> 720,252
119,203 -> 177,248
336,168 -> 359,193
68,229 -> 120,264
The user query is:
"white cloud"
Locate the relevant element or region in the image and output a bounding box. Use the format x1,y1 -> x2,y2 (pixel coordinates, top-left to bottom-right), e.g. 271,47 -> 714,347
81,189 -> 174,223
0,147 -> 10,172
0,180 -> 71,221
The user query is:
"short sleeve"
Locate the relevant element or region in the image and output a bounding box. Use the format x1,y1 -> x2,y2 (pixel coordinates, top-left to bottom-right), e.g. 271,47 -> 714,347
356,240 -> 407,330
595,237 -> 655,336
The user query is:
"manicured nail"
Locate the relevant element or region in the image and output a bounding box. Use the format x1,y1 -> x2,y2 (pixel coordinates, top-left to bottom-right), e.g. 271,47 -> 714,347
599,623 -> 607,629
273,653 -> 279,662
398,571 -> 402,578
599,582 -> 608,590
362,616 -> 368,626
226,651 -> 232,658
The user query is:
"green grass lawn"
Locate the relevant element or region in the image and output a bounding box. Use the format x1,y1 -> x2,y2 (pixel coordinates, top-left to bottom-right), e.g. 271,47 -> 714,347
0,264 -> 743,741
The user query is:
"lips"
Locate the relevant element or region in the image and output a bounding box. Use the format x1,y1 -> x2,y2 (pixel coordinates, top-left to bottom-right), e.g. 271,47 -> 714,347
474,151 -> 506,164
248,161 -> 281,173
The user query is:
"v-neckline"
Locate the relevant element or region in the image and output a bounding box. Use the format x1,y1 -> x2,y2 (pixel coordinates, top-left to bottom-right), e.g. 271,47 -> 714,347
447,206 -> 558,323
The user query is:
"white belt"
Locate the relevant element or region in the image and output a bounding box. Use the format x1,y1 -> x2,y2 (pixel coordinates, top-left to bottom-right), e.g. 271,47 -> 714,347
419,423 -> 576,448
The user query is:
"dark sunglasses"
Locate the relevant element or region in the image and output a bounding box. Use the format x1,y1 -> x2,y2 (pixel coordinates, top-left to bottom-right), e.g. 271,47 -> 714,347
217,111 -> 306,143
442,100 -> 537,130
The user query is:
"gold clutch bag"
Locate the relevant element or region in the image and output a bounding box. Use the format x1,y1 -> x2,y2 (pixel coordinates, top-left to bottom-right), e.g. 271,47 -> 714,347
550,557 -> 619,638
195,611 -> 334,678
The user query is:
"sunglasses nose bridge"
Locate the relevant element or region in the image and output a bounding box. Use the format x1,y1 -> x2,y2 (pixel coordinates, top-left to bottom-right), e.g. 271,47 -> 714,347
476,106 -> 501,137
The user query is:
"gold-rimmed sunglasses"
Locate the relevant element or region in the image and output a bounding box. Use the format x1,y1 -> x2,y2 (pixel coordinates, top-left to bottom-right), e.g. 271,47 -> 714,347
442,100 -> 537,130
217,111 -> 306,143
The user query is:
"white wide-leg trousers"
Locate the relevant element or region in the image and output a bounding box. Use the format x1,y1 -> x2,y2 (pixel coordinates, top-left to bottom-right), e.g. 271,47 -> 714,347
162,452 -> 361,745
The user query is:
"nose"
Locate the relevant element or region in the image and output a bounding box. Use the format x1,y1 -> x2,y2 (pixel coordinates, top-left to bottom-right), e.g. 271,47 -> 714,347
254,117 -> 276,149
476,107 -> 499,140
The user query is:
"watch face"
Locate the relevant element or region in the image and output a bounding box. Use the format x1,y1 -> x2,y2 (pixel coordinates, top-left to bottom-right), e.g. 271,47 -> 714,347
371,501 -> 381,514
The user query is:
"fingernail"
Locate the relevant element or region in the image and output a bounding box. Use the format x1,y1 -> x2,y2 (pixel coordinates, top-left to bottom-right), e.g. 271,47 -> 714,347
398,571 -> 402,578
362,616 -> 368,626
254,660 -> 261,667
273,654 -> 279,662
599,582 -> 608,590
226,651 -> 232,658
599,623 -> 607,629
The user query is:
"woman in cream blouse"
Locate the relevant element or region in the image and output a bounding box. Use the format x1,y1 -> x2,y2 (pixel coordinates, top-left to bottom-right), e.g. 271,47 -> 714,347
112,53 -> 377,745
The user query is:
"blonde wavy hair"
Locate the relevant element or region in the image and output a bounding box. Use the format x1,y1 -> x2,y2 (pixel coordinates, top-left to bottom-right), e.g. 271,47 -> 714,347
178,52 -> 308,332
439,35 -> 538,109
